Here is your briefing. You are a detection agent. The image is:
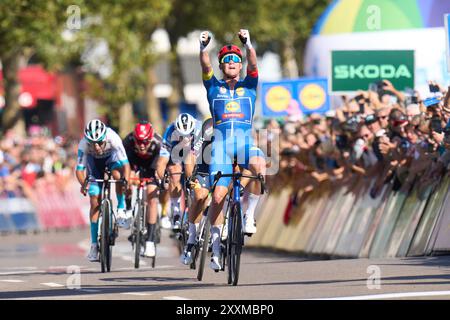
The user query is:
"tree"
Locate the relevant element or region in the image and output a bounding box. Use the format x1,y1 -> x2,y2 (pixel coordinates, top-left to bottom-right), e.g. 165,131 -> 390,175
0,0 -> 79,135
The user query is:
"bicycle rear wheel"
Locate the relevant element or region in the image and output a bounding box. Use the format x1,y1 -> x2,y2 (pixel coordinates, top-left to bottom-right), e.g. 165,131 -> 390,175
197,211 -> 211,281
100,200 -> 112,273
227,202 -> 243,286
134,203 -> 142,269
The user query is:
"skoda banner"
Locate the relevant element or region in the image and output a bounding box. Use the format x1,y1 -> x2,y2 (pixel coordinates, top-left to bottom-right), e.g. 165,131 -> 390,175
261,78 -> 330,117
331,50 -> 415,92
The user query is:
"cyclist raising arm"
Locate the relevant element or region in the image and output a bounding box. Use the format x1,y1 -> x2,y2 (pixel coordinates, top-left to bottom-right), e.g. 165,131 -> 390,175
199,30 -> 266,271
76,119 -> 130,262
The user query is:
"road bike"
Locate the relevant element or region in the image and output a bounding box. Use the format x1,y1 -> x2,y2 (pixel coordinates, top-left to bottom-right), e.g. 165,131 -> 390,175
129,176 -> 160,269
83,170 -> 125,273
210,160 -> 266,286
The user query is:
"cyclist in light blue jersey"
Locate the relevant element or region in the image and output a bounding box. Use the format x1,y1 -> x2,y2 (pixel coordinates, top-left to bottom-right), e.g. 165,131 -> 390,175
75,119 -> 130,262
199,29 -> 266,271
156,113 -> 202,230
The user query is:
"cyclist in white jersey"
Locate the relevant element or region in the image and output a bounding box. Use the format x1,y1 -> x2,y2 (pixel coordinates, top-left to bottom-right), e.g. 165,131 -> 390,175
76,119 -> 131,261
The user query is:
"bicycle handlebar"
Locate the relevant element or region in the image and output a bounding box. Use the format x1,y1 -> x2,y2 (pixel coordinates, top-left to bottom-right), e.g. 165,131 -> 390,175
211,171 -> 267,195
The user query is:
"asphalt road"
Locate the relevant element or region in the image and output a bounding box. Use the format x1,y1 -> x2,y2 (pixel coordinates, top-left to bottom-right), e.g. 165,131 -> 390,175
1,227 -> 450,300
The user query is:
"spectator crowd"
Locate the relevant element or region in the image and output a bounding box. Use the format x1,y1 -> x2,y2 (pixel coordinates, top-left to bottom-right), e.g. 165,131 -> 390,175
260,80 -> 450,199
0,128 -> 79,200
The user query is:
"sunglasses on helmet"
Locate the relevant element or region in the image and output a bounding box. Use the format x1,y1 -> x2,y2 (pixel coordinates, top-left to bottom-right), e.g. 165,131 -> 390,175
220,54 -> 242,64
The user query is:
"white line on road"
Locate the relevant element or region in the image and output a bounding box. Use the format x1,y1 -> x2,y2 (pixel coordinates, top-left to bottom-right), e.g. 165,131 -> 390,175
306,290 -> 450,300
0,270 -> 42,276
120,255 -> 148,266
163,296 -> 190,300
121,292 -> 153,296
0,279 -> 24,283
41,282 -> 65,288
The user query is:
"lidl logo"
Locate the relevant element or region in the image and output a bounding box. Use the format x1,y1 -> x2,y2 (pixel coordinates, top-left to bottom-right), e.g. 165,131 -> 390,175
299,84 -> 326,110
225,101 -> 241,113
236,87 -> 245,96
265,86 -> 291,112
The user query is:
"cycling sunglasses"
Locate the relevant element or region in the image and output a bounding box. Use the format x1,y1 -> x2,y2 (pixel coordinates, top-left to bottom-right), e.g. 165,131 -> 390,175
220,54 -> 242,64
135,138 -> 151,146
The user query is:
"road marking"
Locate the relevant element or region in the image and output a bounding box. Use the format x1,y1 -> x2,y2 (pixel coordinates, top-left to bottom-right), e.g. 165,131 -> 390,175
120,255 -> 147,266
0,279 -> 24,283
0,270 -> 42,276
163,296 -> 190,300
41,282 -> 65,288
307,290 -> 450,300
122,292 -> 153,296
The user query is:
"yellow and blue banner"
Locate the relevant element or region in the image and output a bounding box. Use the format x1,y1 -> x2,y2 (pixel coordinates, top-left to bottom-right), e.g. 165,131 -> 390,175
261,78 -> 330,117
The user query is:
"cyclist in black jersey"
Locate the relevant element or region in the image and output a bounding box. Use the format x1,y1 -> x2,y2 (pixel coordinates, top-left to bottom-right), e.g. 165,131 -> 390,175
123,121 -> 162,257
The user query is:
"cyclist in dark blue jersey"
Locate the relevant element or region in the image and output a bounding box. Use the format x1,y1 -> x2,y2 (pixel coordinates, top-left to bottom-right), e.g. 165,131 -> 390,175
199,29 -> 266,271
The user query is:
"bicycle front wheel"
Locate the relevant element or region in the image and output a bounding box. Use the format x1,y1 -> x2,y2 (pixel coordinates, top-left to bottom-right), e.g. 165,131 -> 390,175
100,200 -> 112,273
227,202 -> 243,286
197,211 -> 211,281
134,203 -> 142,269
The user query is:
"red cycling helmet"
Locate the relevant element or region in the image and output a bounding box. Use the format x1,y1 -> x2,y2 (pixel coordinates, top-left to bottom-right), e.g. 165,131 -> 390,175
133,121 -> 153,142
218,45 -> 242,62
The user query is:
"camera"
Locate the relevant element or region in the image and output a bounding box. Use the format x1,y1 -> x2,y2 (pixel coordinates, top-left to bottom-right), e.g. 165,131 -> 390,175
430,117 -> 443,133
429,84 -> 440,93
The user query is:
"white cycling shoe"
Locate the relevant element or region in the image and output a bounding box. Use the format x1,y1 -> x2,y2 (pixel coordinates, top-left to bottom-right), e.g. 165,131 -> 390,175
117,208 -> 131,229
209,255 -> 221,271
87,244 -> 99,262
143,241 -> 156,257
160,216 -> 172,229
180,250 -> 193,265
244,216 -> 257,234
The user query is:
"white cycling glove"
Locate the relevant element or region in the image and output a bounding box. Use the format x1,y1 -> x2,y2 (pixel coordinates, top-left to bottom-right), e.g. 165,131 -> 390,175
238,29 -> 252,49
200,31 -> 212,52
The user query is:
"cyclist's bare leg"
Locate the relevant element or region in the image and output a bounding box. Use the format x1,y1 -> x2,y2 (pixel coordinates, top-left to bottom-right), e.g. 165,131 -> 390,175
208,186 -> 227,257
146,184 -> 159,243
241,155 -> 266,232
89,195 -> 101,244
112,168 -> 126,209
147,184 -> 159,225
189,186 -> 209,224
167,163 -> 183,224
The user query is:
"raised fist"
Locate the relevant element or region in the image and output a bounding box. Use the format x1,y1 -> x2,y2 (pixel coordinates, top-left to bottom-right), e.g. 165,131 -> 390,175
200,31 -> 212,51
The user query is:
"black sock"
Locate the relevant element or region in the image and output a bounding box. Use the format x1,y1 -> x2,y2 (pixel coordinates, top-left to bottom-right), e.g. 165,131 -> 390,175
125,197 -> 132,211
147,223 -> 156,242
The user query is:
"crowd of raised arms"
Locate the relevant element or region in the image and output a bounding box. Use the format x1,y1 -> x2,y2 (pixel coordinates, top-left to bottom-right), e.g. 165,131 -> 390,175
260,80 -> 450,201
75,29 -> 267,273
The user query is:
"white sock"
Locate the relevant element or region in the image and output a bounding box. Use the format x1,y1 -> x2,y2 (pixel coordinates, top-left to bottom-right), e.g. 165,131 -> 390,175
170,197 -> 181,218
210,225 -> 222,256
187,223 -> 198,244
245,193 -> 260,222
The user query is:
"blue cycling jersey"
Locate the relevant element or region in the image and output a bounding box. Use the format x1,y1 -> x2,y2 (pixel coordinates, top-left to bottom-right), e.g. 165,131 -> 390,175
203,68 -> 264,187
203,69 -> 258,136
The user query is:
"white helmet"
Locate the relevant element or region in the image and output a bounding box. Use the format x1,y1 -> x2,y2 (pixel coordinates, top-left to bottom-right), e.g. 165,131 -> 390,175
175,113 -> 196,136
84,119 -> 107,143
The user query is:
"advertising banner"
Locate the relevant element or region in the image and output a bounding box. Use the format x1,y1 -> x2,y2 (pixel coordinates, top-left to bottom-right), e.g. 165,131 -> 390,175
261,78 -> 329,117
331,50 -> 415,92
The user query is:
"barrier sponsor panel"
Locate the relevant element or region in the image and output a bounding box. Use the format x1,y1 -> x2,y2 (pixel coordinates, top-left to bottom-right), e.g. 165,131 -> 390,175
358,183 -> 392,258
248,170 -> 450,259
408,177 -> 450,256
385,187 -> 428,257
0,197 -> 39,232
369,191 -> 407,258
323,181 -> 357,255
311,186 -> 348,254
428,186 -> 450,253
32,179 -> 89,230
305,183 -> 338,252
